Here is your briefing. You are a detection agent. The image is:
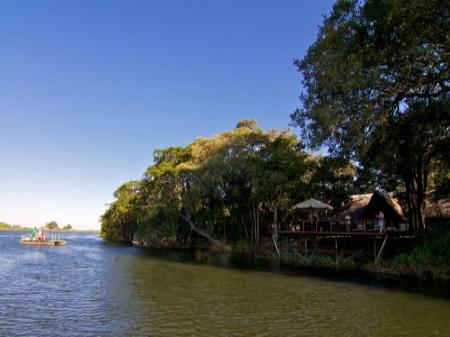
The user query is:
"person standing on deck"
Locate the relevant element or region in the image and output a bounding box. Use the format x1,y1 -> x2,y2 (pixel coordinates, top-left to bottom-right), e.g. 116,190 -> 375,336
345,215 -> 351,232
377,211 -> 385,233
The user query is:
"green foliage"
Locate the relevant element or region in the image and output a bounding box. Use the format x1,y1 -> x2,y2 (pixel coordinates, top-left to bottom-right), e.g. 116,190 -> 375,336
0,222 -> 28,230
62,224 -> 73,231
285,254 -> 357,271
307,156 -> 356,211
45,221 -> 60,230
0,222 -> 12,229
100,180 -> 143,242
429,159 -> 450,199
100,120 -> 355,245
291,0 -> 450,230
235,118 -> 259,131
390,228 -> 450,277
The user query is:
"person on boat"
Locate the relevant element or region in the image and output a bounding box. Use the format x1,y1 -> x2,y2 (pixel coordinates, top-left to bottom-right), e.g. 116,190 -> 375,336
37,228 -> 43,241
31,227 -> 37,240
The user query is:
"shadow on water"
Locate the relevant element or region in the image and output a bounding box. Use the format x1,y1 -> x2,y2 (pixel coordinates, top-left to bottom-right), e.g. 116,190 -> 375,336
132,246 -> 450,301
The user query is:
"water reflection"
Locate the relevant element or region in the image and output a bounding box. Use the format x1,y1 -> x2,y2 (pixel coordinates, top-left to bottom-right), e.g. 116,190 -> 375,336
0,232 -> 449,337
125,250 -> 450,337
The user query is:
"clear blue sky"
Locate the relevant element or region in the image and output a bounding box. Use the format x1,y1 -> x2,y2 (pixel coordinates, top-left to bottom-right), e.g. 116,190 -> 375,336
0,0 -> 334,230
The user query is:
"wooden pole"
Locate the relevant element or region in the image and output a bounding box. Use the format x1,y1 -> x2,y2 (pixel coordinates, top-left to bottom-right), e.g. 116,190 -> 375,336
373,238 -> 377,263
375,235 -> 389,264
304,237 -> 307,256
272,234 -> 280,258
335,237 -> 338,263
285,236 -> 289,257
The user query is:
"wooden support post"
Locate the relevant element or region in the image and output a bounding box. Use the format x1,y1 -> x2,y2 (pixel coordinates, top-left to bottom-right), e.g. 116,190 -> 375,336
373,238 -> 377,263
304,237 -> 307,256
272,234 -> 280,258
285,236 -> 289,257
375,235 -> 389,264
335,237 -> 338,263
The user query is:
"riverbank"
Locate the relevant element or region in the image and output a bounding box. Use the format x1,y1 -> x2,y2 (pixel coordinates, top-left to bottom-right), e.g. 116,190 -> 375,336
0,226 -> 31,231
128,242 -> 450,303
130,227 -> 450,284
0,228 -> 99,234
0,222 -> 99,233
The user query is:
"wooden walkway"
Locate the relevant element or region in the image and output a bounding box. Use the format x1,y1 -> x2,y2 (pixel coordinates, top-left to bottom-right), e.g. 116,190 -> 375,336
272,229 -> 413,238
275,230 -> 386,237
271,230 -> 413,262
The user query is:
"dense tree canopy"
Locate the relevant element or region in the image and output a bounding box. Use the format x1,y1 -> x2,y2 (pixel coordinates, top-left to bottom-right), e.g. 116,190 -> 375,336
101,120 -> 354,245
100,180 -> 142,241
291,0 -> 450,230
45,221 -> 60,230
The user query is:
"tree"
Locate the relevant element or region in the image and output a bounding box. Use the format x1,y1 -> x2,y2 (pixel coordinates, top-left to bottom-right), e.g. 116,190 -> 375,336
100,120 -> 308,244
45,221 -> 60,230
100,180 -> 143,242
307,156 -> 356,212
291,0 -> 450,230
235,118 -> 259,131
100,119 -> 354,246
63,224 -> 73,231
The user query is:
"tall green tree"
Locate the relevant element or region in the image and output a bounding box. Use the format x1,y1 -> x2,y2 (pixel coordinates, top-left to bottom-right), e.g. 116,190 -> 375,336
101,119 -> 355,245
100,180 -> 143,242
291,0 -> 450,230
307,156 -> 356,212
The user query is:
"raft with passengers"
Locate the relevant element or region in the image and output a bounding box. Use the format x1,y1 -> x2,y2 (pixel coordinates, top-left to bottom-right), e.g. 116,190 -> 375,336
20,227 -> 66,246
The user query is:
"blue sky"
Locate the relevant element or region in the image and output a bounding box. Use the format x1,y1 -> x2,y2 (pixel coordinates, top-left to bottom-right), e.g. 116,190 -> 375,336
0,0 -> 334,230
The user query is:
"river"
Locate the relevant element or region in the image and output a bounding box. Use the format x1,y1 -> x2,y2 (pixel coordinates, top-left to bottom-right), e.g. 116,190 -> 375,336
0,231 -> 449,337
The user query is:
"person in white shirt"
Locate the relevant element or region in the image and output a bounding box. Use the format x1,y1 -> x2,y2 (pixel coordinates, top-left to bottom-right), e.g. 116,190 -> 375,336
377,211 -> 385,233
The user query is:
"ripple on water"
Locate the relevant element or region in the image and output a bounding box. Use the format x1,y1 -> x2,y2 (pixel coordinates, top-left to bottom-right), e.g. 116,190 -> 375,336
1,232 -> 450,337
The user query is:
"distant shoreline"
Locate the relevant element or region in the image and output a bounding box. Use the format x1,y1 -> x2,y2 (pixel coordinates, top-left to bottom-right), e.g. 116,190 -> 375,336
0,227 -> 31,231
0,227 -> 99,234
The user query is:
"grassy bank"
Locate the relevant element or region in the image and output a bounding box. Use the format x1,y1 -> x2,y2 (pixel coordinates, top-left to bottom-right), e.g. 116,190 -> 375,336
273,228 -> 450,282
364,228 -> 450,281
131,227 -> 450,282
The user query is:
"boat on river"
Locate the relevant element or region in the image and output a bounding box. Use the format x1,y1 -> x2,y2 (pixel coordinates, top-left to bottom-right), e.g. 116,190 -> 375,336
20,228 -> 66,246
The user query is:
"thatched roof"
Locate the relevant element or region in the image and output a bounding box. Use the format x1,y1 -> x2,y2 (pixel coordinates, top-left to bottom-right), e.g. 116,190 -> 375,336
345,191 -> 407,222
364,191 -> 407,222
346,194 -> 372,215
345,191 -> 450,222
292,198 -> 333,210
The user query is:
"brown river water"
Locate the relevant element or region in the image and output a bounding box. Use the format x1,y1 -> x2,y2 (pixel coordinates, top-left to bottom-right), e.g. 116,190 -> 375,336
0,231 -> 449,337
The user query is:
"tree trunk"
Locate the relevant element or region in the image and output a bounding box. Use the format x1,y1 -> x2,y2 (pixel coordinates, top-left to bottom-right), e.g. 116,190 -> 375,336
403,164 -> 428,232
273,206 -> 278,229
251,201 -> 257,244
256,206 -> 260,246
180,214 -> 224,248
241,216 -> 250,242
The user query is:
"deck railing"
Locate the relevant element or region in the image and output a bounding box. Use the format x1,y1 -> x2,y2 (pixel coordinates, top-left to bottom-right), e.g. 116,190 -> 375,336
285,218 -> 409,234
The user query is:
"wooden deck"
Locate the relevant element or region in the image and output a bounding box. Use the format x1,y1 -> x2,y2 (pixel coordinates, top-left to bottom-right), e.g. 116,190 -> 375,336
273,230 -> 408,238
270,229 -> 413,262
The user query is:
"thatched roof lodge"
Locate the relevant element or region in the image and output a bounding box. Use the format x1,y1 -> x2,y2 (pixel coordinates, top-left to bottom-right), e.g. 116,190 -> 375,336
345,191 -> 408,232
345,190 -> 450,231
